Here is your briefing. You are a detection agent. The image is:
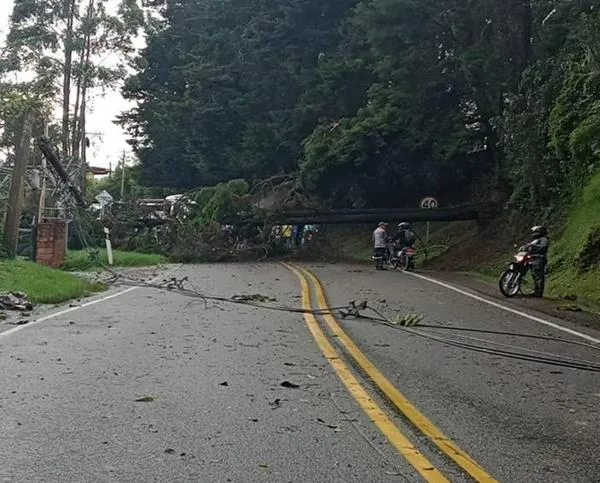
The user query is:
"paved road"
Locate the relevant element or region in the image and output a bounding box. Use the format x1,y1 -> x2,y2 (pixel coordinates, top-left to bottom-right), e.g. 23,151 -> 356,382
1,263 -> 599,482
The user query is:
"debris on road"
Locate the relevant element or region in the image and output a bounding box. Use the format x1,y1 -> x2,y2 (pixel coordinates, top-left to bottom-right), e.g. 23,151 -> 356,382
556,304 -> 582,312
389,313 -> 424,326
134,396 -> 155,402
316,418 -> 341,430
219,381 -> 229,386
280,380 -> 300,389
231,293 -> 277,303
269,398 -> 281,409
0,292 -> 33,312
7,319 -> 29,326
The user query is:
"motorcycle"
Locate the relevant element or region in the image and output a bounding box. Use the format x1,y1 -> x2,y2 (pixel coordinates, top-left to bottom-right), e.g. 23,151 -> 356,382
498,245 -> 532,297
391,243 -> 416,271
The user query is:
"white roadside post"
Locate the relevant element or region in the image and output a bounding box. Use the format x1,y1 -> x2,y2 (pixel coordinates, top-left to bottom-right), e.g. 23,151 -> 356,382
104,227 -> 114,265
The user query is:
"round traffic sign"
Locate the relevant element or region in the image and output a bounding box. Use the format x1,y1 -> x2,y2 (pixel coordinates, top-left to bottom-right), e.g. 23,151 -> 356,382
420,197 -> 438,209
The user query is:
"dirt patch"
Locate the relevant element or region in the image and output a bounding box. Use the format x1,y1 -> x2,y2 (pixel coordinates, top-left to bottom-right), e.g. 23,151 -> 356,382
425,215 -> 532,273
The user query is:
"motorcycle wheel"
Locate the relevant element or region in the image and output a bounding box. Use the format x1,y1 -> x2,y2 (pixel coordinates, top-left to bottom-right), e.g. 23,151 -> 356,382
395,253 -> 409,271
499,270 -> 521,297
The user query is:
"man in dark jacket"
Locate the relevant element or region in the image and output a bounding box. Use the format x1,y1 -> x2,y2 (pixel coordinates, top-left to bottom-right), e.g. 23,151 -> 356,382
526,225 -> 549,297
392,222 -> 416,248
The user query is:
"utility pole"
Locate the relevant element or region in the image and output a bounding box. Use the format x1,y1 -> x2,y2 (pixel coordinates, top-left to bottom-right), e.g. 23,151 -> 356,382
4,111 -> 35,258
120,151 -> 126,200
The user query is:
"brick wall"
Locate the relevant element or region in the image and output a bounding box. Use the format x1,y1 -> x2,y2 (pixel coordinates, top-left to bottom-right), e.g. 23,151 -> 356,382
36,221 -> 67,268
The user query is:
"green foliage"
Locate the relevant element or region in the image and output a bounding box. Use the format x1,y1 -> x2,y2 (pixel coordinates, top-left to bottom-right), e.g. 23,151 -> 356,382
0,259 -> 104,304
193,179 -> 251,224
62,249 -> 167,272
121,0 -> 359,189
550,170 -> 600,271
120,0 -> 600,221
502,4 -> 600,212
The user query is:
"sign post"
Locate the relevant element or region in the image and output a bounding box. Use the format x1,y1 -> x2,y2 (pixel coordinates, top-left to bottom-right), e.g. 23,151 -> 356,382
419,197 -> 439,261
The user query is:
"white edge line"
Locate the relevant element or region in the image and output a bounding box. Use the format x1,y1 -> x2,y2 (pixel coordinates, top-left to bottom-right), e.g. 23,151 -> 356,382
0,265 -> 182,341
405,271 -> 600,344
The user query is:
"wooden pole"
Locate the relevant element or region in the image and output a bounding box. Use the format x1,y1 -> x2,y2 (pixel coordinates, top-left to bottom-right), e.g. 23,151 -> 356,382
120,151 -> 126,200
4,111 -> 34,258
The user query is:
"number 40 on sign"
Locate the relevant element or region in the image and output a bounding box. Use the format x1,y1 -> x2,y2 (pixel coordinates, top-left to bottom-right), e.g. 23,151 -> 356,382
420,197 -> 438,209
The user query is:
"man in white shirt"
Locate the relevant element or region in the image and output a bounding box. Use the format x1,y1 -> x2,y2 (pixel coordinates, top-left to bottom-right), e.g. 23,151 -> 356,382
372,222 -> 388,270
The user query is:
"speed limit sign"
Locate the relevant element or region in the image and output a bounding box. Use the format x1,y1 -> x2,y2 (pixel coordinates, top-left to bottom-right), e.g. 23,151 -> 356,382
420,197 -> 439,209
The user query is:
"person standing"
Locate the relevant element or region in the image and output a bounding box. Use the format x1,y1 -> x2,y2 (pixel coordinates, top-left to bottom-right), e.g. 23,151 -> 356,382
373,222 -> 388,270
526,225 -> 549,297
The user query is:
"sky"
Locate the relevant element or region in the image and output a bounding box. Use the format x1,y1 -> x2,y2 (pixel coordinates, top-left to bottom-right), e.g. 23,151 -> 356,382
0,0 -> 135,169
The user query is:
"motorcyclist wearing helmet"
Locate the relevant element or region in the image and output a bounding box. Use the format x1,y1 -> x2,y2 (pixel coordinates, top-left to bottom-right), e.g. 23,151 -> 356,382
526,225 -> 549,297
392,222 -> 416,249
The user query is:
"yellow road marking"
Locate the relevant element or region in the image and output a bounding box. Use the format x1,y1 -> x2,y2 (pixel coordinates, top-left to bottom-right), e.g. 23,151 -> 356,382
299,265 -> 498,483
283,263 -> 449,483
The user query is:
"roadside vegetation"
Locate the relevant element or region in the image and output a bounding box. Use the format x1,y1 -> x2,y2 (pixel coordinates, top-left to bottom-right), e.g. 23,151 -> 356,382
0,259 -> 104,304
62,249 -> 167,272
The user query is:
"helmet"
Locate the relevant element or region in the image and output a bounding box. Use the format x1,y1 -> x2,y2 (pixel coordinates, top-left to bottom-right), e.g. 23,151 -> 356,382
397,222 -> 410,229
378,221 -> 388,228
531,225 -> 548,238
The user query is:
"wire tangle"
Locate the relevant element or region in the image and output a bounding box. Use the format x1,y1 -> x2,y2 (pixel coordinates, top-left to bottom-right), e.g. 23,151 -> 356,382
70,207 -> 600,374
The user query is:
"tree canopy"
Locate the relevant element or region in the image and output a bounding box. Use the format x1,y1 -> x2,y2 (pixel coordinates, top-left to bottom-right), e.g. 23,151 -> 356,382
122,0 -> 600,211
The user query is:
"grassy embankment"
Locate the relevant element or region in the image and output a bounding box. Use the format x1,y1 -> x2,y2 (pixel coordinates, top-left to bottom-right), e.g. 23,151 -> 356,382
0,249 -> 166,305
0,259 -> 104,304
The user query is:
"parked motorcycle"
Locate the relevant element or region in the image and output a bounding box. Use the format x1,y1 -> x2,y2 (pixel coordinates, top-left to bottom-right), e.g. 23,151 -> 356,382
391,244 -> 416,271
498,246 -> 532,297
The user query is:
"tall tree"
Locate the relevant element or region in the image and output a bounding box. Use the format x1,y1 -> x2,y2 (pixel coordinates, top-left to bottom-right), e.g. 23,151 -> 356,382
4,0 -> 143,173
121,0 -> 358,188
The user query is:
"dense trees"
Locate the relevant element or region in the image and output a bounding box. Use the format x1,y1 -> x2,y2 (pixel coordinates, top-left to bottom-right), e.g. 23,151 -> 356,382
122,0 -> 600,211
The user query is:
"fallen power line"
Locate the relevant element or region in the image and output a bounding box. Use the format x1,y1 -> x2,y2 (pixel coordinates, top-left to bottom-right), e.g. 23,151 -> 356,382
47,159 -> 600,375
94,259 -> 600,373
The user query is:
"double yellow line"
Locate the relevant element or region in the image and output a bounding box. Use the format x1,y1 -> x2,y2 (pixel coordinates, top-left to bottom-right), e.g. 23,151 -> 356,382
284,263 -> 497,483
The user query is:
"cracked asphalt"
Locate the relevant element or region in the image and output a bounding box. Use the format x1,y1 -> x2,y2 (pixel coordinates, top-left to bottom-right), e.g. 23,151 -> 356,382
1,262 -> 599,482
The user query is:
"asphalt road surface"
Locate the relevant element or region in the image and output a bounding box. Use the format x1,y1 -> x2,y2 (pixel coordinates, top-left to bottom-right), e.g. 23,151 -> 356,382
1,263 -> 599,482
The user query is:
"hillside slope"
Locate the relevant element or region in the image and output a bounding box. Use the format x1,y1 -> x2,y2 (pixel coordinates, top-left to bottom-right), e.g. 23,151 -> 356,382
428,172 -> 600,306
321,172 -> 600,309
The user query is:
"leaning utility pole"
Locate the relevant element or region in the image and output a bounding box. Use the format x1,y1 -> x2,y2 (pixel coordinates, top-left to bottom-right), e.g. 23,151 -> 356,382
4,111 -> 35,258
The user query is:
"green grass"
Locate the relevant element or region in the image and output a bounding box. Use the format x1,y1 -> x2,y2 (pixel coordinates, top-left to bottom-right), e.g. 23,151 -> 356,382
0,259 -> 104,304
62,249 -> 167,272
543,171 -> 600,305
324,226 -> 373,263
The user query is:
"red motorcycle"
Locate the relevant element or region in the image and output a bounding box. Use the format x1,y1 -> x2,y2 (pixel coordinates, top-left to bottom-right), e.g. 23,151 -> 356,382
392,244 -> 417,271
498,246 -> 532,297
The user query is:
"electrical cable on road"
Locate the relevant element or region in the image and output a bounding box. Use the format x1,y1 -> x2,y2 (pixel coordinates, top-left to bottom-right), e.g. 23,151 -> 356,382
59,172 -> 600,376
92,253 -> 600,373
